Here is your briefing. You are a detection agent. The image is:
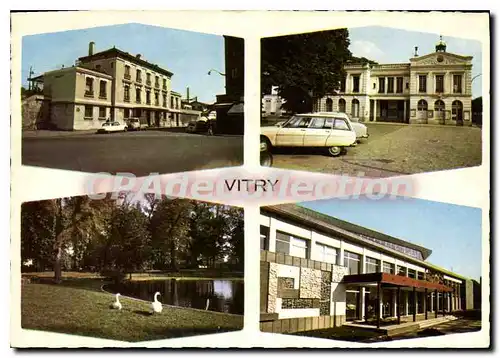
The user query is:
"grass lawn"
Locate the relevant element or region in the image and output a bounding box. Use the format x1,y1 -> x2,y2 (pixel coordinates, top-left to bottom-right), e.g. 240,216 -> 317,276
21,280 -> 243,342
293,326 -> 384,343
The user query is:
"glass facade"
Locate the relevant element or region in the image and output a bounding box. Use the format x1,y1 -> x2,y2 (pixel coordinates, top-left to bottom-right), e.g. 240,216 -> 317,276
344,251 -> 361,275
365,257 -> 380,273
316,243 -> 338,264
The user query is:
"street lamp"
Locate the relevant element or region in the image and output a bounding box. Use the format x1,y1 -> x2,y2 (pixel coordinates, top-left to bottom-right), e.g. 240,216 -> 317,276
208,69 -> 225,76
471,73 -> 482,83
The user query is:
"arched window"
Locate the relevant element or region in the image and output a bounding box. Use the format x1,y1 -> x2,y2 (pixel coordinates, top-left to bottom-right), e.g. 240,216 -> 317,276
417,99 -> 428,111
351,99 -> 360,118
338,99 -> 346,113
434,100 -> 445,112
452,100 -> 463,122
325,98 -> 333,112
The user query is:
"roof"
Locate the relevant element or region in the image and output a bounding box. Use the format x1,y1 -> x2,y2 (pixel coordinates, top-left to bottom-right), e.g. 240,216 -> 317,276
262,204 -> 469,281
32,66 -> 113,82
343,273 -> 454,292
78,47 -> 173,77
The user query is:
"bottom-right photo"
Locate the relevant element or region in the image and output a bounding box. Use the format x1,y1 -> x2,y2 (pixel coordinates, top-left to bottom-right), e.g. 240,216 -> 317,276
259,197 -> 483,343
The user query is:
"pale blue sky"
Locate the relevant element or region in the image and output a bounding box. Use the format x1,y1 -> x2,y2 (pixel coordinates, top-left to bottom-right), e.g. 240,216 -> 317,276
22,23 -> 225,103
299,197 -> 482,280
348,26 -> 483,98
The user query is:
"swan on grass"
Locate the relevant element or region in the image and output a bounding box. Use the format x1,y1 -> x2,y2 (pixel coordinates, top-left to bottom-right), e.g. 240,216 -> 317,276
111,293 -> 122,310
151,292 -> 163,314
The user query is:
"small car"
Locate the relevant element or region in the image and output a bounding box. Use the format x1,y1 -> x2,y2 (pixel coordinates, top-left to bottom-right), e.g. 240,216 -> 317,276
186,118 -> 215,134
126,118 -> 141,131
260,112 -> 357,157
315,112 -> 369,141
97,121 -> 128,133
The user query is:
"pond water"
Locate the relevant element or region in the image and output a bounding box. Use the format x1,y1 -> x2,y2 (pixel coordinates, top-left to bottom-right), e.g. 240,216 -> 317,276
107,279 -> 244,315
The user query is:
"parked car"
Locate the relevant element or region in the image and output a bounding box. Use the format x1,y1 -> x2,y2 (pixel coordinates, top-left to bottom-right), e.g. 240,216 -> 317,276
260,112 -> 357,157
315,112 -> 369,142
260,137 -> 273,167
97,121 -> 128,133
186,118 -> 216,135
126,118 -> 141,131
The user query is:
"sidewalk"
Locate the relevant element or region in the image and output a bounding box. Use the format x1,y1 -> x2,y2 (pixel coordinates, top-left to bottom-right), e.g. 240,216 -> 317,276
22,129 -> 98,138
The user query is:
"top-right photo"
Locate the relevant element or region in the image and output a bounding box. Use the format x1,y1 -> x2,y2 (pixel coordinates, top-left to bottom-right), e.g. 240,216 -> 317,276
260,26 -> 483,177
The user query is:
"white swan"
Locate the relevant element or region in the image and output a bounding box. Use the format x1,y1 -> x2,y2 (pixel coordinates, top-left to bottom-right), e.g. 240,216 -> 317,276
111,293 -> 122,310
151,292 -> 163,314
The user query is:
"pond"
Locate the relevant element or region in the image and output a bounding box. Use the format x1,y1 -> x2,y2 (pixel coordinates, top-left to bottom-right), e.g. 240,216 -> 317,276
106,279 -> 244,315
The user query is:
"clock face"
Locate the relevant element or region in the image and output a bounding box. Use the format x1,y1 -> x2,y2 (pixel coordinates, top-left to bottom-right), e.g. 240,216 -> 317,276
437,55 -> 444,63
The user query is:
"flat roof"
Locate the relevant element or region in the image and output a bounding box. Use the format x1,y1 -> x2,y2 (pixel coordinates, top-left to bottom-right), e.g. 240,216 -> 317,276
343,273 -> 454,292
261,204 -> 468,281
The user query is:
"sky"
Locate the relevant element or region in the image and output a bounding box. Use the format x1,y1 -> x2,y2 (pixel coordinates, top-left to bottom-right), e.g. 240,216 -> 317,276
348,26 -> 483,99
21,23 -> 225,103
299,197 -> 482,281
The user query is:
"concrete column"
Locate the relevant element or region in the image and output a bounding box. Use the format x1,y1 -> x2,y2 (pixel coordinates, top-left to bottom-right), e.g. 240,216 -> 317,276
424,289 -> 428,320
412,288 -> 417,322
392,290 -> 397,318
360,287 -> 366,320
373,100 -> 378,122
403,100 -> 407,123
434,290 -> 438,318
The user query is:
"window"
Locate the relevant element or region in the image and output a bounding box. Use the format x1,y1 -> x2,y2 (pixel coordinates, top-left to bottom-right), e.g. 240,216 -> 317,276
405,82 -> 409,89
85,77 -> 94,96
134,108 -> 141,117
309,117 -> 327,129
175,98 -> 179,109
383,262 -> 395,274
417,271 -> 425,280
344,251 -> 361,275
352,75 -> 360,93
124,85 -> 130,102
338,99 -> 346,113
135,87 -> 141,104
434,100 -> 445,118
84,105 -> 93,119
387,77 -> 394,93
275,231 -> 308,258
146,73 -> 151,85
284,116 -> 311,128
408,269 -> 416,279
95,64 -> 101,71
325,98 -> 333,112
351,99 -> 360,118
124,108 -> 130,119
340,76 -> 346,92
146,90 -> 151,105
155,76 -> 160,88
136,69 -> 142,83
417,99 -> 428,111
99,80 -> 106,98
163,94 -> 167,107
378,77 -> 385,93
396,77 -> 403,93
163,78 -> 167,89
124,65 -> 131,79
260,226 -> 269,251
397,266 -> 407,276
453,74 -> 462,93
418,75 -> 427,93
170,96 -> 174,108
316,243 -> 338,264
155,92 -> 159,106
365,257 -> 380,273
435,74 -> 444,93
334,118 -> 350,131
98,106 -> 106,119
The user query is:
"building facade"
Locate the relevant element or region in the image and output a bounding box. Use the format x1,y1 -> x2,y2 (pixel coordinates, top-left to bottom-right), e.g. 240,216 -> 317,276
315,38 -> 473,126
262,86 -> 285,117
29,42 -> 200,130
260,205 -> 476,334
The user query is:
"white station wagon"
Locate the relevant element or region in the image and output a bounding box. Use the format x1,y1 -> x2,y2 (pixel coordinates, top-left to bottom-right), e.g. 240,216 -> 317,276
261,112 -> 361,157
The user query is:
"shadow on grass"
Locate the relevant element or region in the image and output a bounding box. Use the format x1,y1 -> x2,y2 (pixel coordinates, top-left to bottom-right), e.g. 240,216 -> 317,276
133,310 -> 153,317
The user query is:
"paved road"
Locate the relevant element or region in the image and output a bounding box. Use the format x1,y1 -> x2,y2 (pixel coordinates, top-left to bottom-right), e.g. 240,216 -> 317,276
270,123 -> 483,178
22,130 -> 243,176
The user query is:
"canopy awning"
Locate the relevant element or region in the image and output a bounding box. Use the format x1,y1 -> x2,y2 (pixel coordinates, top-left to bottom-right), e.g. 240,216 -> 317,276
343,272 -> 453,292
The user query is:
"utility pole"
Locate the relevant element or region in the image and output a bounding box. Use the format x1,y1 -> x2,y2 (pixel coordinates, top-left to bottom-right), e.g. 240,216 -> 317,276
28,66 -> 34,90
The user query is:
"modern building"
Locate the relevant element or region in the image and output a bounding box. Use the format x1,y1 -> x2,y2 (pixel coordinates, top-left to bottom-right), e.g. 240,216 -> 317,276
27,42 -> 200,130
213,36 -> 244,135
315,37 -> 474,126
260,204 -> 478,334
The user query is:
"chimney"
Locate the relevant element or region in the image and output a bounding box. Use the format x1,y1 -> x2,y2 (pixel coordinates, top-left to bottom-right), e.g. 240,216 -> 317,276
88,41 -> 95,56
186,87 -> 190,102
414,46 -> 419,57
136,54 -> 142,59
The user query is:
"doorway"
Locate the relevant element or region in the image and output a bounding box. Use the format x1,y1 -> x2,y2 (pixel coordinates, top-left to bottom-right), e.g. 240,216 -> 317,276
452,100 -> 463,126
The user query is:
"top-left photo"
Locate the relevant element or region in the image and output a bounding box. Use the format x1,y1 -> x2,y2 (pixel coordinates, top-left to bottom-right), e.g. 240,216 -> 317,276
20,23 -> 244,176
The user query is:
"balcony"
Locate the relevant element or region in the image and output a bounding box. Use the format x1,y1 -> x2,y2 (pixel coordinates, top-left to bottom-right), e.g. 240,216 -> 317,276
84,91 -> 94,98
136,77 -> 142,84
124,73 -> 131,80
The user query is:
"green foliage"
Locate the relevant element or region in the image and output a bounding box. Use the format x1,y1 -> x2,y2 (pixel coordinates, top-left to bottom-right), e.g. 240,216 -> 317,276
262,29 -> 352,113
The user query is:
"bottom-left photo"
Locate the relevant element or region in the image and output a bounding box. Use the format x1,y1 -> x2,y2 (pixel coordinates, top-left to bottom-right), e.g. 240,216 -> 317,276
19,193 -> 244,342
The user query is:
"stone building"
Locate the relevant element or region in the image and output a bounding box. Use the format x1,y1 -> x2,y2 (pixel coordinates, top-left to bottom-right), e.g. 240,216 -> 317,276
260,204 -> 477,334
28,42 -> 200,130
315,37 -> 473,126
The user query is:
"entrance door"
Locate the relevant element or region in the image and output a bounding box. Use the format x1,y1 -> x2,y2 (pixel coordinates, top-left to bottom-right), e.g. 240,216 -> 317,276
382,290 -> 394,318
417,100 -> 428,122
434,100 -> 445,125
346,289 -> 360,321
452,100 -> 463,126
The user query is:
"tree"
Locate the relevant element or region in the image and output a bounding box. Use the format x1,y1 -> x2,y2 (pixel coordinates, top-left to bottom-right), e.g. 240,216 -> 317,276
103,204 -> 150,279
150,198 -> 193,271
262,29 -> 352,114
